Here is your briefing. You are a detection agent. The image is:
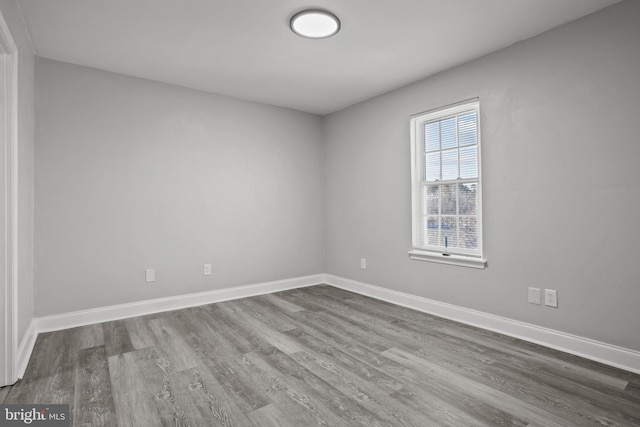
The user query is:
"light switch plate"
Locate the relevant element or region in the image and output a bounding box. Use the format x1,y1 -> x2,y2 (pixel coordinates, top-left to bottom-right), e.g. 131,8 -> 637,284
528,287 -> 541,304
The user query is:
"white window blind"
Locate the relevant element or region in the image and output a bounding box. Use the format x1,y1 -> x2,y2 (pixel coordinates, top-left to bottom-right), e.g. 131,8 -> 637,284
410,100 -> 484,266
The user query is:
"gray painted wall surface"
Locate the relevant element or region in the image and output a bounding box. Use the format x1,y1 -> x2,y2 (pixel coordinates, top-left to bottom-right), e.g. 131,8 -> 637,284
33,1 -> 639,353
35,58 -> 324,316
0,0 -> 35,344
324,1 -> 640,351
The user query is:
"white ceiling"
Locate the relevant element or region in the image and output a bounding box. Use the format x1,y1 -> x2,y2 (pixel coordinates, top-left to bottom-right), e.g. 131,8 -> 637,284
19,0 -> 619,115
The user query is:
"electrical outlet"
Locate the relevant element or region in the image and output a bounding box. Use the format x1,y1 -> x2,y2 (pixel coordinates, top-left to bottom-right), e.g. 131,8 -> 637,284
145,269 -> 155,283
528,287 -> 541,305
360,258 -> 367,269
544,289 -> 558,308
203,263 -> 212,276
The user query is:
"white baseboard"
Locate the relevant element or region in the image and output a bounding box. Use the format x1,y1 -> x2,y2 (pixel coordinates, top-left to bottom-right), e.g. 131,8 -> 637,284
324,274 -> 640,375
35,274 -> 325,333
18,273 -> 640,379
16,319 -> 37,379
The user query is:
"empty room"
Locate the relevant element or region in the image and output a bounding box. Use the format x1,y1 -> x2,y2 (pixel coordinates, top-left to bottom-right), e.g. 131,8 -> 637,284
1,0 -> 639,425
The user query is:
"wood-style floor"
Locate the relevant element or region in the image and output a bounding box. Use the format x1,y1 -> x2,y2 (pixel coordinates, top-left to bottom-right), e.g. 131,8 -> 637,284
2,285 -> 639,426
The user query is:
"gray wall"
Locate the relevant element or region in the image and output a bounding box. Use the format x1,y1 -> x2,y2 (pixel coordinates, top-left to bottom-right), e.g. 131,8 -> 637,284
35,58 -> 324,316
0,0 -> 35,344
33,1 -> 640,352
324,1 -> 640,351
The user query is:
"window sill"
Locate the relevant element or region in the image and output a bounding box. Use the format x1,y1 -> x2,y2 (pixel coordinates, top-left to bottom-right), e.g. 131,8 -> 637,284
408,250 -> 486,269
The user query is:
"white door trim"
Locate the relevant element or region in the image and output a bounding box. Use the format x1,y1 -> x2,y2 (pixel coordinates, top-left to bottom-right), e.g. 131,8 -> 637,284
0,8 -> 19,387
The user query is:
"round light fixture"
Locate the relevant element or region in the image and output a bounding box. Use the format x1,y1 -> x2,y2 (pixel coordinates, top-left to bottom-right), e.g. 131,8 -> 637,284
290,9 -> 340,39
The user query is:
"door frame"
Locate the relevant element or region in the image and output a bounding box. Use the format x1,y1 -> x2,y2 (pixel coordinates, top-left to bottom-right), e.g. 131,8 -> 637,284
0,8 -> 19,387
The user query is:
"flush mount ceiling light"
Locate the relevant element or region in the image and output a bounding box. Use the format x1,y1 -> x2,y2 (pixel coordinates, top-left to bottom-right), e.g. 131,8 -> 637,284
290,9 -> 340,39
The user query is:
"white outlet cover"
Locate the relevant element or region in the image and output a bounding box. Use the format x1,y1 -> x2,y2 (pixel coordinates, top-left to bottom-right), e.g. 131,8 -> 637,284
204,263 -> 212,276
145,269 -> 155,282
528,287 -> 541,304
545,289 -> 558,308
360,258 -> 367,269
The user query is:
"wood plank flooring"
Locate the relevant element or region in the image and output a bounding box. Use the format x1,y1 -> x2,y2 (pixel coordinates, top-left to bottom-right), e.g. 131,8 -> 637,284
2,284 -> 639,426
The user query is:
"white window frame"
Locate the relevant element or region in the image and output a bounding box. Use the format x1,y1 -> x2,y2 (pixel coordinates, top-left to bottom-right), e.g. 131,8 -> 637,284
409,99 -> 486,269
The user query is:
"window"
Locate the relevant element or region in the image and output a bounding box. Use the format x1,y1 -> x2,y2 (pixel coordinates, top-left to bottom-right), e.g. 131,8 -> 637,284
409,99 -> 485,268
